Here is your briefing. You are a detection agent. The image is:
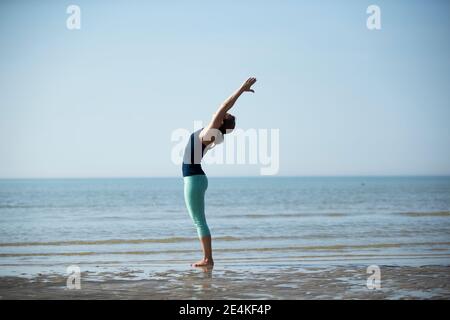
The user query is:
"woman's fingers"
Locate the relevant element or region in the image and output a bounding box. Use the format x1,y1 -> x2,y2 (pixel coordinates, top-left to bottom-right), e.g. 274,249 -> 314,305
241,77 -> 257,91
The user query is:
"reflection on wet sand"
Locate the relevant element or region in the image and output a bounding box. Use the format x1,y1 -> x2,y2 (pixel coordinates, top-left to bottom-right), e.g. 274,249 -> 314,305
0,264 -> 449,300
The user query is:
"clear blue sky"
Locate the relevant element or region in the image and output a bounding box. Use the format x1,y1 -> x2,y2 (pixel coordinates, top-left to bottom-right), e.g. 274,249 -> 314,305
0,0 -> 449,178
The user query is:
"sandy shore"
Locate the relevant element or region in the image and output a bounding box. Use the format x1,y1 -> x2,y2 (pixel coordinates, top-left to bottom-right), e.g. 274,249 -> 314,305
0,264 -> 449,299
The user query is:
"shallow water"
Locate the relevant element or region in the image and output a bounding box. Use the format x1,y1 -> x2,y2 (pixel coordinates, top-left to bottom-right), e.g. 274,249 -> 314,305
0,176 -> 449,277
1,265 -> 449,299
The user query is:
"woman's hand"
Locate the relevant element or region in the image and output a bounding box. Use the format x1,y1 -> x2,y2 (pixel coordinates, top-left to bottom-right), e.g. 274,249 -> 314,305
240,77 -> 257,93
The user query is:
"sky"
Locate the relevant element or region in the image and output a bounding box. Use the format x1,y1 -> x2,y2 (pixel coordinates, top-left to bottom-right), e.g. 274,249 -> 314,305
0,0 -> 449,178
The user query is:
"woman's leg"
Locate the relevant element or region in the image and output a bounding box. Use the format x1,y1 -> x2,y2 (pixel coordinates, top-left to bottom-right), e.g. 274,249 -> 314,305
198,235 -> 213,266
184,175 -> 213,266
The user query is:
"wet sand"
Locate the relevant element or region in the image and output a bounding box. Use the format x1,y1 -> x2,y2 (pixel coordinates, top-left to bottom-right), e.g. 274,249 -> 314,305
0,264 -> 449,300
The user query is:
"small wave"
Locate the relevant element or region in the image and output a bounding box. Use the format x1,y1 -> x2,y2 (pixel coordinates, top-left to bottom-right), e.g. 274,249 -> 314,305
396,211 -> 450,217
222,212 -> 348,219
0,234 -> 355,247
1,241 -> 449,258
324,213 -> 347,217
0,204 -> 39,209
0,236 -> 240,247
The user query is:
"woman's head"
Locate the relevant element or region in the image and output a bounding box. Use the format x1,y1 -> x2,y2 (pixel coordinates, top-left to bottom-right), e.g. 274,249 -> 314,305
219,113 -> 236,134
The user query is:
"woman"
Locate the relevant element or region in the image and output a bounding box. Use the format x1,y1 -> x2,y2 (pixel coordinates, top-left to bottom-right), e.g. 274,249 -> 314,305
182,77 -> 257,267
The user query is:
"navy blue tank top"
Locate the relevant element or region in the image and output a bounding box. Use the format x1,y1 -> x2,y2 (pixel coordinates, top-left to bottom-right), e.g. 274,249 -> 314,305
182,129 -> 207,177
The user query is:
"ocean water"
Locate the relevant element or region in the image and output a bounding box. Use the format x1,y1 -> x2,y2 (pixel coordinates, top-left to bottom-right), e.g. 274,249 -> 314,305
0,177 -> 449,277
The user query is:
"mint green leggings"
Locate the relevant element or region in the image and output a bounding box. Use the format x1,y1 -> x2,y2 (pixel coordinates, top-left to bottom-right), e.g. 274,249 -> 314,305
183,174 -> 211,238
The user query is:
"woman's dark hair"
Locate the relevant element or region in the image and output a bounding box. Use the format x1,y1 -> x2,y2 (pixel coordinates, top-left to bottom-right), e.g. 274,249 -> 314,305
219,114 -> 236,134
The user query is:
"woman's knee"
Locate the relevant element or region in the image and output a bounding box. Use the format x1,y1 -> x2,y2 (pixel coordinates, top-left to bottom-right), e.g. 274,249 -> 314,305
196,224 -> 211,237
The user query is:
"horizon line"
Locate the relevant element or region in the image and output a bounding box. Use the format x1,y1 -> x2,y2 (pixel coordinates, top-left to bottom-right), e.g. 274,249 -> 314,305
1,174 -> 450,180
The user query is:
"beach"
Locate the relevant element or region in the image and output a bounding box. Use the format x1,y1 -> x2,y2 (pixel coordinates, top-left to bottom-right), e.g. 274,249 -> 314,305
1,0 -> 449,302
1,264 -> 449,299
1,177 -> 449,299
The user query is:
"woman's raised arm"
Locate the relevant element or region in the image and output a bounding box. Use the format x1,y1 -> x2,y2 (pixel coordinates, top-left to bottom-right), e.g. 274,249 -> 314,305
201,77 -> 257,137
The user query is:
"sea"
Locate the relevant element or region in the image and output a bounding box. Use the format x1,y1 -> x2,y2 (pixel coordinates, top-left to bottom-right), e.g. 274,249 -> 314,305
0,176 -> 449,277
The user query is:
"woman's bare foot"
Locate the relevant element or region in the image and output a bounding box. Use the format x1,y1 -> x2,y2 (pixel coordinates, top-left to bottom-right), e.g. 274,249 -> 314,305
191,258 -> 214,267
